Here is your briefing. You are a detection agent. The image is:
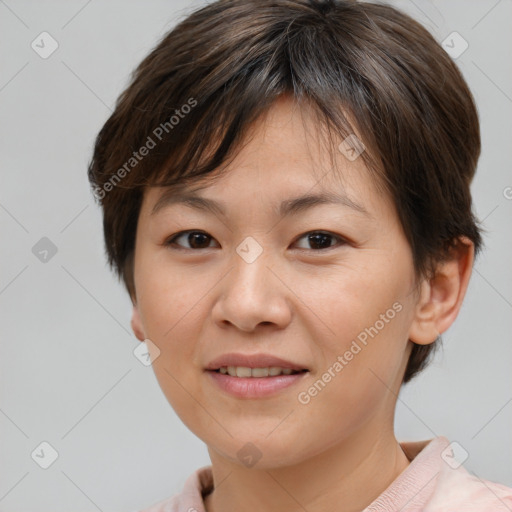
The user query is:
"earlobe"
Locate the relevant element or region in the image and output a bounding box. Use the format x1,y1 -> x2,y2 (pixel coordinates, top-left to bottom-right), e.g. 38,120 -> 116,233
131,304 -> 146,341
408,237 -> 474,345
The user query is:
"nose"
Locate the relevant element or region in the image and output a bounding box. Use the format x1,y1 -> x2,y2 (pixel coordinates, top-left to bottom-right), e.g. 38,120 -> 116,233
211,245 -> 293,333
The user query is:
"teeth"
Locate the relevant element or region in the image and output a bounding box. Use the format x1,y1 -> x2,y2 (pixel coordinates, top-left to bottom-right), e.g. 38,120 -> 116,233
236,366 -> 251,378
251,367 -> 269,377
220,366 -> 301,377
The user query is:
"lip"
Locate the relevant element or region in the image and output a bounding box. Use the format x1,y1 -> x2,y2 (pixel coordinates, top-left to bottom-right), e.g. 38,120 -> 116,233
204,352 -> 309,371
206,370 -> 309,399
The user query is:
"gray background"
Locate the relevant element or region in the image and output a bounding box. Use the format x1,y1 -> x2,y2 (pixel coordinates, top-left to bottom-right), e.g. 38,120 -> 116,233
0,1 -> 511,511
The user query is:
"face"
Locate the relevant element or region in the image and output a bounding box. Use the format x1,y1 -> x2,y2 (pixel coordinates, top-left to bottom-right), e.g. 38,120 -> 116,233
131,95 -> 421,468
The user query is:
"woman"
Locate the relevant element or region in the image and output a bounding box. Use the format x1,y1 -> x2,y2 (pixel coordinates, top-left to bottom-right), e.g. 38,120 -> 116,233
88,0 -> 512,510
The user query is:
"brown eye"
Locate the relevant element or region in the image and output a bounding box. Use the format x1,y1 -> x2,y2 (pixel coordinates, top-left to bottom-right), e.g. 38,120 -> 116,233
166,230 -> 217,250
293,231 -> 345,251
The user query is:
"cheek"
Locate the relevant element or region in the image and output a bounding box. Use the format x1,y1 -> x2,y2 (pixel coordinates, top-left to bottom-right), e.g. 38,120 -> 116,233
137,270 -> 209,430
308,261 -> 408,338
306,257 -> 414,392
135,261 -> 201,390
136,248 -> 203,335
134,249 -> 215,396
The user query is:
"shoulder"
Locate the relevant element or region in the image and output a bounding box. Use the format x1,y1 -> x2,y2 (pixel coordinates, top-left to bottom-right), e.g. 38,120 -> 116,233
137,465 -> 213,512
402,436 -> 512,511
365,436 -> 512,512
427,461 -> 512,511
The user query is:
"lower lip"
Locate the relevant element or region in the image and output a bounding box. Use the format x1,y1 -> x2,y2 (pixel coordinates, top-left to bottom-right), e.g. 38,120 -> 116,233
206,370 -> 308,399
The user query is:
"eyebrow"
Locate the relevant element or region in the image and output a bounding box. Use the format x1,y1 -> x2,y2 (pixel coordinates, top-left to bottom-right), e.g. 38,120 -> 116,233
150,188 -> 370,218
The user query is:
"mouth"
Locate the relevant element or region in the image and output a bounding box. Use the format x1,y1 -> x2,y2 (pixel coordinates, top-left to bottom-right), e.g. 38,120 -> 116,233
210,366 -> 308,378
205,353 -> 309,374
204,353 -> 310,398
206,368 -> 309,399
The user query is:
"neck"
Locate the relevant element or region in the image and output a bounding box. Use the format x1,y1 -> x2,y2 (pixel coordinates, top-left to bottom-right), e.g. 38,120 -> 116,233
204,423 -> 410,512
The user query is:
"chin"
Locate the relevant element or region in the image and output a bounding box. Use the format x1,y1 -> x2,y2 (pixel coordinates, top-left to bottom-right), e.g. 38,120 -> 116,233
205,430 -> 310,470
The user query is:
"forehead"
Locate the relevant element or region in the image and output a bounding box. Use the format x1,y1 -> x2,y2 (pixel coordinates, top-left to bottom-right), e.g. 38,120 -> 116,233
141,95 -> 391,219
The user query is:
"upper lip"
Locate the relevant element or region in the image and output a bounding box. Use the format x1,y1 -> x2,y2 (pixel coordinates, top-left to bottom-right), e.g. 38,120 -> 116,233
205,353 -> 309,371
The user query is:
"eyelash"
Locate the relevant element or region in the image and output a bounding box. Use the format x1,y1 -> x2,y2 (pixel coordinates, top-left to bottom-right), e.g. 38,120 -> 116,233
164,230 -> 348,252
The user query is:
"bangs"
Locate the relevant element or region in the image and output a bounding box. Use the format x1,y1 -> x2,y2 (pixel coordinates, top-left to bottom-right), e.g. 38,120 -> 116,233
111,15 -> 379,194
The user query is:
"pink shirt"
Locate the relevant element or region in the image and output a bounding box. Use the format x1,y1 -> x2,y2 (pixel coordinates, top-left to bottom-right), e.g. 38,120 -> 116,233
140,436 -> 512,511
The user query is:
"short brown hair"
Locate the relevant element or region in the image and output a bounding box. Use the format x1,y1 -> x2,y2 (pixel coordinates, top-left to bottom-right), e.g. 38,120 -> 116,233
88,0 -> 482,383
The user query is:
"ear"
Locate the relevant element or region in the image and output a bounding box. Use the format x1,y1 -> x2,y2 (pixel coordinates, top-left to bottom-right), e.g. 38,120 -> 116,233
131,303 -> 146,342
408,237 -> 474,345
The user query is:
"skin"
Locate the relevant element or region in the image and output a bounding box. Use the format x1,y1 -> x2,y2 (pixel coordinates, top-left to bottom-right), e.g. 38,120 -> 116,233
130,95 -> 474,512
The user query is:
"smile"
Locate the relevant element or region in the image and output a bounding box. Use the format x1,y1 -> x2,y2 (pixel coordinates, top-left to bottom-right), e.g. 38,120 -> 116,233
206,369 -> 309,398
216,366 -> 306,377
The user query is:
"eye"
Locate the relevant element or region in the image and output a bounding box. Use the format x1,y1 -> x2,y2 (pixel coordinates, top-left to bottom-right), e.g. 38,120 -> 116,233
292,231 -> 347,251
165,230 -> 218,250
165,230 -> 347,251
